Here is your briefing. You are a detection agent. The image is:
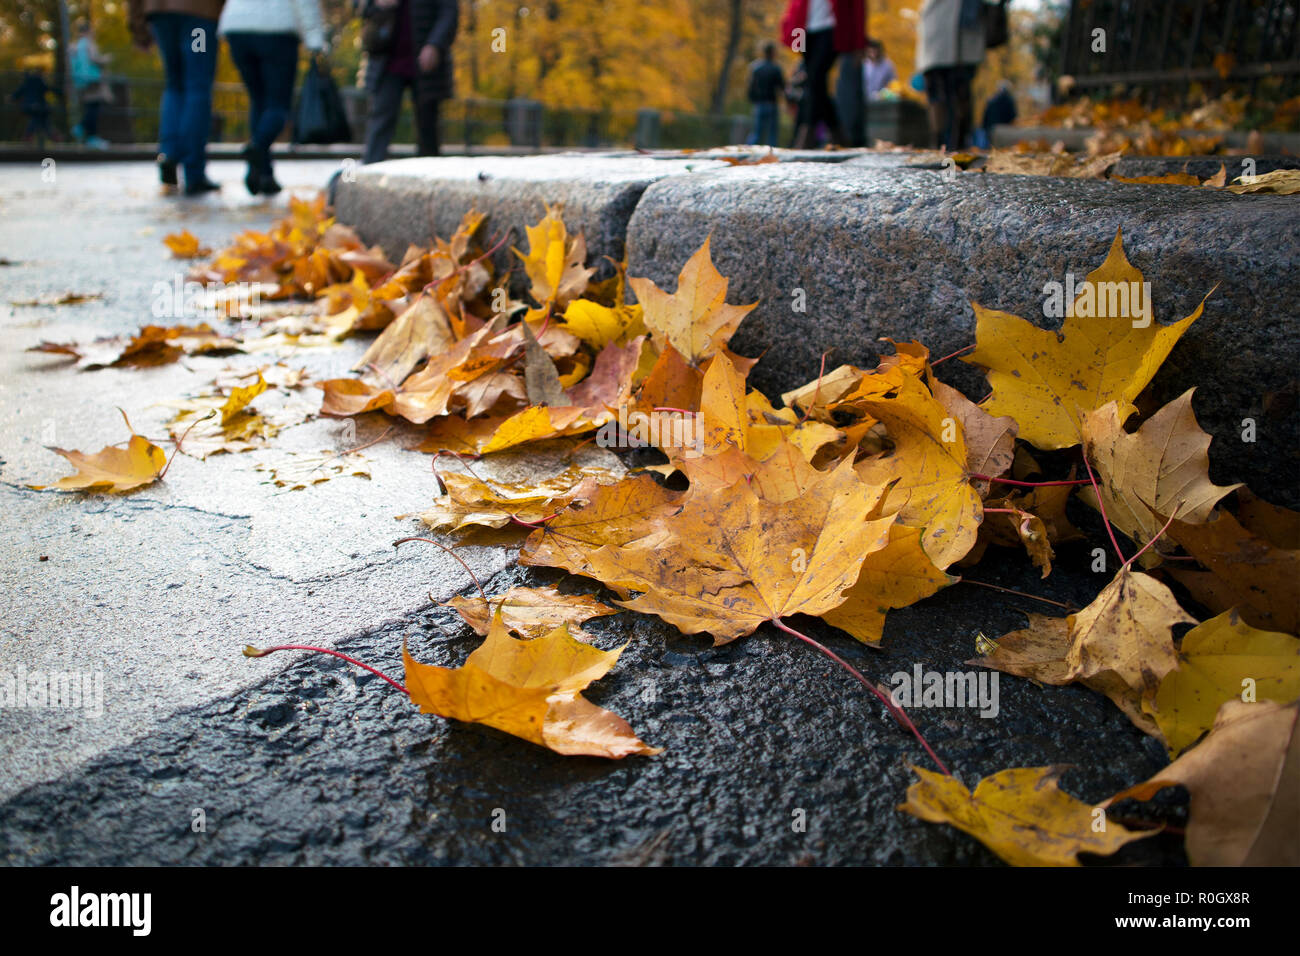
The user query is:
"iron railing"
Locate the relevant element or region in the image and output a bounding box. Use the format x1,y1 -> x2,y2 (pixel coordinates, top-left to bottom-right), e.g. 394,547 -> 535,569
1,70 -> 753,151
1058,0 -> 1300,106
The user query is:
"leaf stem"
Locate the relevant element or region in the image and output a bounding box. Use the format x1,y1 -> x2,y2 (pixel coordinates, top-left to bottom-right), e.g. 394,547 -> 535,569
1081,445 -> 1128,567
509,511 -> 561,529
1123,506 -> 1181,570
969,474 -> 1091,488
243,644 -> 409,695
959,578 -> 1074,610
159,409 -> 217,478
393,535 -> 490,613
770,617 -> 951,776
429,449 -> 488,495
797,348 -> 833,423
929,343 -> 976,367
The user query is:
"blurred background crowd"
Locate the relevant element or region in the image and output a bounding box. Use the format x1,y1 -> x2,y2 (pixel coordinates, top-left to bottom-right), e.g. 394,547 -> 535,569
2,1 -> 1296,181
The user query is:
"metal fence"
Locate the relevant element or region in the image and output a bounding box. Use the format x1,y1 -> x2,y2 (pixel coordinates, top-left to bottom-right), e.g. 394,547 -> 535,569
1059,0 -> 1300,103
1,69 -> 752,151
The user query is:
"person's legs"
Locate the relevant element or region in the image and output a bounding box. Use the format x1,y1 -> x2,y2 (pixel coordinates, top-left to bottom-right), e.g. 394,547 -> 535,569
255,34 -> 300,149
924,67 -> 951,149
414,77 -> 442,157
250,34 -> 299,192
755,102 -> 777,146
363,71 -> 406,165
177,15 -> 219,188
82,99 -> 101,138
797,29 -> 839,147
952,65 -> 975,150
226,33 -> 267,147
835,53 -> 865,147
747,105 -> 761,146
150,14 -> 186,165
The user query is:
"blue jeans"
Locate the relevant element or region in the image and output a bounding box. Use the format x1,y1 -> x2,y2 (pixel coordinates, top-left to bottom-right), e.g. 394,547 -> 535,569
748,101 -> 778,146
226,32 -> 300,151
149,13 -> 218,182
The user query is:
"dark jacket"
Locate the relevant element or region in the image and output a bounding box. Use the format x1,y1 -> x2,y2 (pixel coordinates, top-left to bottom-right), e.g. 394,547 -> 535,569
747,60 -> 784,103
11,73 -> 55,114
360,0 -> 458,101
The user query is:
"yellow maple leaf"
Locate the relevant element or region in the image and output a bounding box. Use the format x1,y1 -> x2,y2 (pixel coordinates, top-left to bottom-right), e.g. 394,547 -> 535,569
1147,610 -> 1300,756
901,766 -> 1152,866
413,466 -> 621,531
561,298 -> 647,350
32,417 -> 167,494
1066,567 -> 1196,723
820,525 -> 955,645
628,237 -> 756,365
513,206 -> 594,308
1080,390 -> 1240,562
446,586 -> 617,641
163,229 -> 210,259
219,370 -> 267,425
477,404 -> 595,454
403,613 -> 658,758
854,373 -> 983,569
520,474 -> 682,579
963,228 -> 1206,449
578,457 -> 894,644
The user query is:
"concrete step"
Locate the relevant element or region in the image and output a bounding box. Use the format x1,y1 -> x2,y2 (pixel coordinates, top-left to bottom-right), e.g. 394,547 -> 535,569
334,153 -> 730,276
334,154 -> 1300,505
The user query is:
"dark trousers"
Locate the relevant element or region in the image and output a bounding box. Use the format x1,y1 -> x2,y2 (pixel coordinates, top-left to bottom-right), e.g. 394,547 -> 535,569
835,53 -> 866,147
226,32 -> 300,151
924,65 -> 975,150
81,99 -> 101,137
22,109 -> 51,139
797,28 -> 839,143
149,12 -> 218,182
747,101 -> 778,146
363,70 -> 441,164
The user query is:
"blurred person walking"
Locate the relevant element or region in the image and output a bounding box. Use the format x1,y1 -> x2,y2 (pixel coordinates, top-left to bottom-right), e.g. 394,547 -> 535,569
745,42 -> 785,147
916,0 -> 986,150
358,0 -> 458,164
220,0 -> 328,195
781,0 -> 865,149
10,69 -> 58,146
71,20 -> 112,149
128,0 -> 226,195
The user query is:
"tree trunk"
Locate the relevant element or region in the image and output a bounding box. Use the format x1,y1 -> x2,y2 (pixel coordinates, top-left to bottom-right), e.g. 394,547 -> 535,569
710,0 -> 744,114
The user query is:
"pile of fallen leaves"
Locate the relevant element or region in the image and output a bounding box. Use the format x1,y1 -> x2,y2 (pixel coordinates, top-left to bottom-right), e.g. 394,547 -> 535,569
1028,93 -> 1254,156
30,197 -> 1298,867
912,148 -> 1300,193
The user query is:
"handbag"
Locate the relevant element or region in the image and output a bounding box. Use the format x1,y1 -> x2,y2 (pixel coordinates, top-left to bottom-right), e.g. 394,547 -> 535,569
985,0 -> 1010,49
362,1 -> 399,56
292,58 -> 353,145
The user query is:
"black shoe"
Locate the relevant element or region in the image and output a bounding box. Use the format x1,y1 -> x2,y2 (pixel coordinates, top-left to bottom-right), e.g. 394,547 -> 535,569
241,143 -> 259,195
158,155 -> 178,187
245,145 -> 282,196
183,176 -> 221,197
258,170 -> 282,195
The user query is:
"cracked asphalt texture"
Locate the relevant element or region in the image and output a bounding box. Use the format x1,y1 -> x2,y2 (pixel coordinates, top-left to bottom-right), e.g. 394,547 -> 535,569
0,160 -> 1186,866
